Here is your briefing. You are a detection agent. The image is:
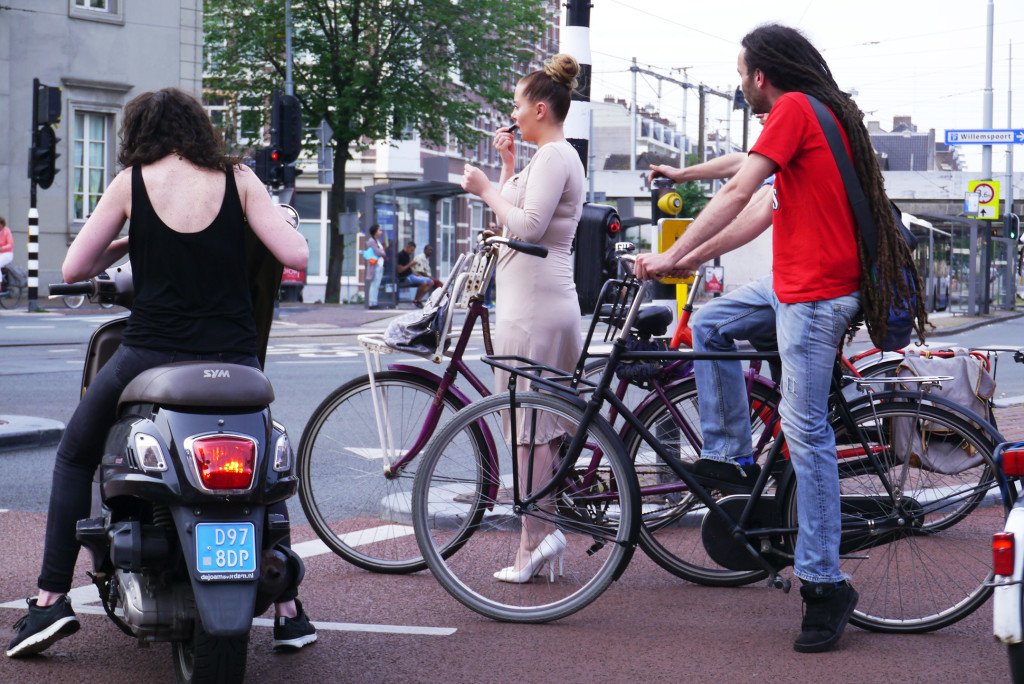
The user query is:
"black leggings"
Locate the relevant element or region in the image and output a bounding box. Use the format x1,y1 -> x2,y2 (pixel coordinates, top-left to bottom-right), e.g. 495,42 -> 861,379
39,344 -> 294,600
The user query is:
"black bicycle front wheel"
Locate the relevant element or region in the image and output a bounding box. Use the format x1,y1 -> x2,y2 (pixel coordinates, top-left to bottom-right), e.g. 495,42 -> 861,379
413,391 -> 640,623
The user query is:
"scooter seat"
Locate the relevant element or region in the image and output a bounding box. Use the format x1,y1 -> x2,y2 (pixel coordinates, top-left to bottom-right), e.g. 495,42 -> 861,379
118,361 -> 274,412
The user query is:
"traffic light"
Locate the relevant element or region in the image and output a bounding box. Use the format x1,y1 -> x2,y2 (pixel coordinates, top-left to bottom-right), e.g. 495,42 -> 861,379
271,91 -> 303,164
254,146 -> 283,187
574,203 -> 622,315
33,79 -> 62,127
1007,214 -> 1020,242
29,125 -> 60,188
280,164 -> 302,189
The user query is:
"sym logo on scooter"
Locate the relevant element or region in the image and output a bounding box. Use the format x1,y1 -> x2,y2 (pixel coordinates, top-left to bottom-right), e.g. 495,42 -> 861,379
203,369 -> 231,379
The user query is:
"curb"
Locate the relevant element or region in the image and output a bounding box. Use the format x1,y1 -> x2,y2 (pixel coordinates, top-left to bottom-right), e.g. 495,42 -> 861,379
0,416 -> 65,452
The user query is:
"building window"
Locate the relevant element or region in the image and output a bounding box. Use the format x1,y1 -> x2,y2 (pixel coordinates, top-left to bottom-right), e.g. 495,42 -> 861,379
439,198 -> 455,279
72,111 -> 111,221
69,0 -> 124,24
236,97 -> 262,146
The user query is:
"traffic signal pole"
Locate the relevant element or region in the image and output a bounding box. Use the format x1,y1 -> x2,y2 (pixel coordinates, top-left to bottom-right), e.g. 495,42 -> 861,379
564,0 -> 591,174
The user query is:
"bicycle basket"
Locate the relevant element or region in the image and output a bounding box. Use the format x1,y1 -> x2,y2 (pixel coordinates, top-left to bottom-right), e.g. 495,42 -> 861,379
3,265 -> 27,287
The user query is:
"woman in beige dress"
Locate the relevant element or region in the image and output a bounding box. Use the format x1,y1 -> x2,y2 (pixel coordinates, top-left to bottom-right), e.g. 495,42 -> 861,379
461,53 -> 585,583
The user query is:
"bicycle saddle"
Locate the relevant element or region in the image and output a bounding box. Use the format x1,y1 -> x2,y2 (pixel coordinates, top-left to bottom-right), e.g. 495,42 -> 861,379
599,304 -> 673,338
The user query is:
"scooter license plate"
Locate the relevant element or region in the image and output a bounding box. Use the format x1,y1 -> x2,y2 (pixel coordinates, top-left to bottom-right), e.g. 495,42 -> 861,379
195,522 -> 257,580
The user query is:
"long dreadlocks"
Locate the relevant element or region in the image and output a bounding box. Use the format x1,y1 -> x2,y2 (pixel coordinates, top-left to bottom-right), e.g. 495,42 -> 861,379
741,24 -> 928,344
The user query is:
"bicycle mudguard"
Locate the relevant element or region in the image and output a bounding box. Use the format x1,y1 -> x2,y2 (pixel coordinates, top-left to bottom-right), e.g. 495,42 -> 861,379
701,494 -> 789,572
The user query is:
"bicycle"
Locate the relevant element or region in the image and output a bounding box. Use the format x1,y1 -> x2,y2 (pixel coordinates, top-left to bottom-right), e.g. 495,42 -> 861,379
412,248 -> 1007,628
0,264 -> 27,309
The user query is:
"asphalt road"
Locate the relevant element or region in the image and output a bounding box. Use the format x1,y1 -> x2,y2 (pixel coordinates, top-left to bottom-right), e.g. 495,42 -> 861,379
0,309 -> 1022,682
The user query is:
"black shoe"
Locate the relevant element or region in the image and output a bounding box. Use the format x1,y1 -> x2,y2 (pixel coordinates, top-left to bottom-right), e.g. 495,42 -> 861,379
685,458 -> 761,492
6,596 -> 80,658
794,580 -> 859,653
273,599 -> 317,651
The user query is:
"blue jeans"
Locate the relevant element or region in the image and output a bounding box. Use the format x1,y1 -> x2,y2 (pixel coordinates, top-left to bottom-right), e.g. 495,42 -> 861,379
691,275 -> 859,583
368,265 -> 383,307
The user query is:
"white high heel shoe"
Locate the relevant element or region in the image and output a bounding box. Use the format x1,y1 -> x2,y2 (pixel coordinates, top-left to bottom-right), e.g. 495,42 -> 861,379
493,530 -> 566,584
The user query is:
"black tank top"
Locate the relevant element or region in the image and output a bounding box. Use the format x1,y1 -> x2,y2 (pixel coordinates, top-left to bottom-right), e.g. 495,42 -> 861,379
122,164 -> 257,355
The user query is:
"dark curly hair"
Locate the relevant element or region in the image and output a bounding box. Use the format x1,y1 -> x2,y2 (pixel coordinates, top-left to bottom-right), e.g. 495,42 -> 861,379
742,23 -> 928,345
118,88 -> 234,170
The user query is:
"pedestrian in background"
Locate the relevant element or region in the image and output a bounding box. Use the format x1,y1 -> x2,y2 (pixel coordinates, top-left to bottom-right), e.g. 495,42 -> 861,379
364,223 -> 386,308
0,216 -> 13,289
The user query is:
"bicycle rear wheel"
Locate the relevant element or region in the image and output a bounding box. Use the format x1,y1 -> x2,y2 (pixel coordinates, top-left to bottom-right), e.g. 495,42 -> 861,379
297,371 -> 487,573
0,284 -> 23,309
782,399 -> 1002,633
627,377 -> 781,586
413,391 -> 640,623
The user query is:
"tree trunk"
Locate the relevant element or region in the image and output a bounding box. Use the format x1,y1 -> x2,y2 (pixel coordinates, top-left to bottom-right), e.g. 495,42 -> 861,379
324,139 -> 351,304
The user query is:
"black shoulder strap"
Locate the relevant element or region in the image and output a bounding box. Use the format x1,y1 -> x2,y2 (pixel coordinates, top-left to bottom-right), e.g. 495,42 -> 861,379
804,94 -> 878,266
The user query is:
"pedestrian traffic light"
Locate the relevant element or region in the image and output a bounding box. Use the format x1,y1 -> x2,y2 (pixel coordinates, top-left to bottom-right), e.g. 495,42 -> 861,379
254,146 -> 283,187
29,125 -> 60,188
271,91 -> 303,164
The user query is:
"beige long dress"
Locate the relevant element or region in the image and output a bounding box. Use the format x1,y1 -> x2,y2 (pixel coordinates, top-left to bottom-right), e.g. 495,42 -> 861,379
493,139 -> 584,566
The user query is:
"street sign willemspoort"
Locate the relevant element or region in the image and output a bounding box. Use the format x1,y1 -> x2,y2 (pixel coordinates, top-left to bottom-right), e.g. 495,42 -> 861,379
945,129 -> 1024,145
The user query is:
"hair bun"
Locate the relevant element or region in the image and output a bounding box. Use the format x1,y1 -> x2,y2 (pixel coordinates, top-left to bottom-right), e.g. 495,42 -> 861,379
543,53 -> 580,90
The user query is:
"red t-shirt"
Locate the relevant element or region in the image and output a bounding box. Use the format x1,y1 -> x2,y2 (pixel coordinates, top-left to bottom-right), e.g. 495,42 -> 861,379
750,92 -> 861,303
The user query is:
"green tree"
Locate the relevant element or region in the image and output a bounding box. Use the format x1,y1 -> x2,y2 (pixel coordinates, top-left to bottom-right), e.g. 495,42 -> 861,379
204,0 -> 546,302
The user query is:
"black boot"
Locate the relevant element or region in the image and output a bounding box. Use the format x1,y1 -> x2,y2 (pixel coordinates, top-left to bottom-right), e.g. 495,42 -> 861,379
794,580 -> 858,653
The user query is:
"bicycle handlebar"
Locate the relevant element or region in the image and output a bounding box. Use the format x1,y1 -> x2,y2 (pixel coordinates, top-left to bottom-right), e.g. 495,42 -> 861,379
48,281 -> 95,297
483,235 -> 548,259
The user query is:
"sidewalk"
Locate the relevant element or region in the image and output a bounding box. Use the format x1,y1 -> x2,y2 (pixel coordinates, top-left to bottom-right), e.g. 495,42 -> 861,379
2,302 -> 1022,450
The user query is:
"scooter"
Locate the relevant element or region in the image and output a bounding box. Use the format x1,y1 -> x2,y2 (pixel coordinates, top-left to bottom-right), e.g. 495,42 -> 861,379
49,262 -> 303,684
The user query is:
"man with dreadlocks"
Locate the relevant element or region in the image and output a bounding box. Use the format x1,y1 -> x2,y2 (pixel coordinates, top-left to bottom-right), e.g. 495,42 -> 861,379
636,23 -> 925,653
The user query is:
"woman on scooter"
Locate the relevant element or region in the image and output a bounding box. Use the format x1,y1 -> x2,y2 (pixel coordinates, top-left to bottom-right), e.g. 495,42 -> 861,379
7,88 -> 316,658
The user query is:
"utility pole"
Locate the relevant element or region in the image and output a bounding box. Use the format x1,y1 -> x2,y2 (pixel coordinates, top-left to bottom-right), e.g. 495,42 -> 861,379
630,58 -> 638,171
285,0 -> 294,97
1005,40 -> 1016,310
980,0 -> 994,314
564,0 -> 592,174
680,67 -> 689,168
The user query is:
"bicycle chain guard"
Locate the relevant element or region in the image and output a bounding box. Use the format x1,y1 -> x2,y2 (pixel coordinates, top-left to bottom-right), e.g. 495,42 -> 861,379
700,494 -> 790,572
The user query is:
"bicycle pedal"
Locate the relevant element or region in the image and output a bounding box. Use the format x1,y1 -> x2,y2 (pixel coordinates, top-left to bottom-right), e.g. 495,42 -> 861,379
586,541 -> 605,556
767,575 -> 791,593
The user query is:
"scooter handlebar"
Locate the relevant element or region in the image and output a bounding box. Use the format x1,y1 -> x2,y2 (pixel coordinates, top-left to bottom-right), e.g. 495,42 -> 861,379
49,281 -> 96,297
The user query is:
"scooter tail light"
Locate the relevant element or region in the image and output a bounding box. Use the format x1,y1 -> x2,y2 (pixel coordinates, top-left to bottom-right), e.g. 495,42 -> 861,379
273,432 -> 292,472
190,436 -> 256,490
1001,449 -> 1024,476
134,433 -> 167,472
993,532 -> 1015,577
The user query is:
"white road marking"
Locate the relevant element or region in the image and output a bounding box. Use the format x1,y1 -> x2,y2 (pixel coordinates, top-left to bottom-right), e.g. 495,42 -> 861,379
251,617 -> 455,636
47,348 -> 79,354
291,524 -> 415,558
4,325 -> 56,330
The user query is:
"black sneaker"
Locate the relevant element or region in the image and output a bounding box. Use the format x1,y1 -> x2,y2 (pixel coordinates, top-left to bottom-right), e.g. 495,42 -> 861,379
6,596 -> 80,658
686,458 -> 761,492
273,599 -> 317,651
794,580 -> 859,653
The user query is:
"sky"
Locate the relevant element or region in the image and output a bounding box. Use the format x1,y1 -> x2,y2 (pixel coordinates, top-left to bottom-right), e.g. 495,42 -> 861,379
573,0 -> 1024,174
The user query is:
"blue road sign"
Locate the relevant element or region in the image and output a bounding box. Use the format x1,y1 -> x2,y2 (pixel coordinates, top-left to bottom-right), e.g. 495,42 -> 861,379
945,129 -> 1024,145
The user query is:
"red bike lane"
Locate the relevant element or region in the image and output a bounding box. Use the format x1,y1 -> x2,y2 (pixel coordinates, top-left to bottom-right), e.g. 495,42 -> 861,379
0,510 -> 1010,683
